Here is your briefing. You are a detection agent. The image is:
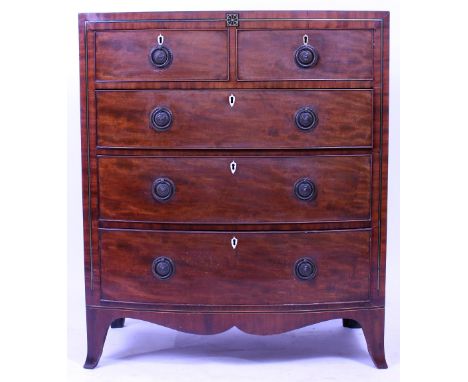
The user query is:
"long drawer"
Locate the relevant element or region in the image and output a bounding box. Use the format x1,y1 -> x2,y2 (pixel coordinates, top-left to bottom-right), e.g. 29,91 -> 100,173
98,155 -> 371,224
99,229 -> 371,305
96,90 -> 373,149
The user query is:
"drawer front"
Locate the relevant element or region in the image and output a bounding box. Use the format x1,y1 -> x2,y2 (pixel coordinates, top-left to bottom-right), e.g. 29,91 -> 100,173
97,90 -> 373,149
237,30 -> 373,81
95,30 -> 229,81
100,229 -> 371,305
98,156 -> 371,224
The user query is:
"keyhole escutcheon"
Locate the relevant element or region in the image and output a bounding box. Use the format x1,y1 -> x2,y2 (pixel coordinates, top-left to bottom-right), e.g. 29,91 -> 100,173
158,33 -> 164,45
229,94 -> 236,107
230,160 -> 237,174
231,237 -> 238,249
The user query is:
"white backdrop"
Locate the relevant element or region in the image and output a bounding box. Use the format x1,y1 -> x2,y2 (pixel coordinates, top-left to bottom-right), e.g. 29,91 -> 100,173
66,1 -> 400,381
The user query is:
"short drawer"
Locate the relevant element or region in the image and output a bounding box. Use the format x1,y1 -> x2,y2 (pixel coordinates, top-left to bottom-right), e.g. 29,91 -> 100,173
96,90 -> 373,149
237,30 -> 373,81
100,229 -> 371,306
95,30 -> 229,81
98,155 -> 371,224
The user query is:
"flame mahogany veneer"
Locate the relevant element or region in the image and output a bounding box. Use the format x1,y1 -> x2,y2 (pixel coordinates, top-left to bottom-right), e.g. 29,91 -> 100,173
79,10 -> 389,369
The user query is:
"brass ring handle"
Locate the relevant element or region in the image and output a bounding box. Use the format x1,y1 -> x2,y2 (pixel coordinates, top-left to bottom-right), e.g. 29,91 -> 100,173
149,45 -> 173,69
294,178 -> 317,201
152,177 -> 175,202
294,45 -> 319,68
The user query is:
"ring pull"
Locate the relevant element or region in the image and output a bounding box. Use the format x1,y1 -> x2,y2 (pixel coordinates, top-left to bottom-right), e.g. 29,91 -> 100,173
294,35 -> 319,68
152,177 -> 175,202
230,160 -> 237,174
295,107 -> 318,131
294,178 -> 317,201
149,34 -> 172,69
229,94 -> 236,108
157,33 -> 164,45
231,237 -> 238,250
150,107 -> 173,131
294,258 -> 318,281
152,256 -> 175,280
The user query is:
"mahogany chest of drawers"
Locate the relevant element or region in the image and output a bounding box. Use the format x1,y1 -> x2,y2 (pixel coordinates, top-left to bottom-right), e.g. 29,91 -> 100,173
78,10 -> 390,369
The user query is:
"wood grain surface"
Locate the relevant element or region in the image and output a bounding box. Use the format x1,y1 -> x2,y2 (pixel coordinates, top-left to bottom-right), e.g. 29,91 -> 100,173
97,155 -> 372,224
99,229 -> 371,305
95,29 -> 229,82
237,29 -> 373,81
96,89 -> 373,149
84,306 -> 387,369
